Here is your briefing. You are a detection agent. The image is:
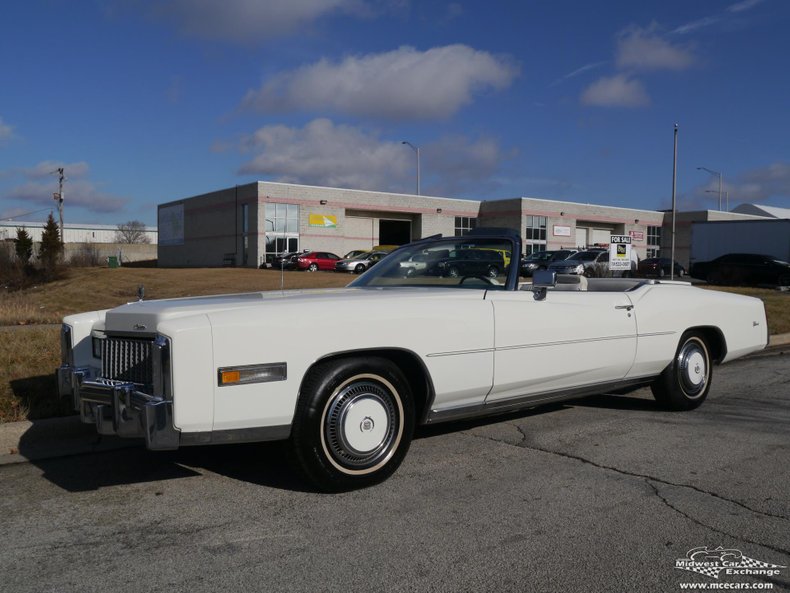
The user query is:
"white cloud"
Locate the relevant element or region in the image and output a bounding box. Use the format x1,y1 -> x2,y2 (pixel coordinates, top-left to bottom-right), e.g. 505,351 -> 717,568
672,16 -> 720,35
150,0 -> 365,43
728,0 -> 763,13
237,118 -> 508,194
243,44 -> 519,120
6,180 -> 127,213
733,162 -> 790,201
580,75 -> 650,108
0,117 -> 14,143
239,119 -> 409,190
550,61 -> 607,87
2,161 -> 126,214
22,160 -> 90,179
616,25 -> 696,71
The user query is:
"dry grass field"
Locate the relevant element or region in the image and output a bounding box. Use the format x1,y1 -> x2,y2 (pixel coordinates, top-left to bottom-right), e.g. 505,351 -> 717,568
0,265 -> 787,423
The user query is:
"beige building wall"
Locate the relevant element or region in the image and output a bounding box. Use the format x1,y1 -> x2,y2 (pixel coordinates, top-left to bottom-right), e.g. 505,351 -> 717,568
479,197 -> 664,258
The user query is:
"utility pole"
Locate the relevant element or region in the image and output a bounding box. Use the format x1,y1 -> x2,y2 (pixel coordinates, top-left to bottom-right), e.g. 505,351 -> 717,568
53,167 -> 65,238
670,124 -> 678,281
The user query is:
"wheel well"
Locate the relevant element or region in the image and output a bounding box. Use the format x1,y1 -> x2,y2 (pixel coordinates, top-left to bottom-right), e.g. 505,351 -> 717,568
307,349 -> 434,424
686,326 -> 727,363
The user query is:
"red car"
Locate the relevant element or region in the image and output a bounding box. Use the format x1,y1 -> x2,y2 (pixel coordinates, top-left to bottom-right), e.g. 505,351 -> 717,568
296,251 -> 341,271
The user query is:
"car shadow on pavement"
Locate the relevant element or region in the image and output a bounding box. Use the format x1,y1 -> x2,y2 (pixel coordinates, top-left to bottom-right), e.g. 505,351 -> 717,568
24,436 -> 313,493
568,391 -> 662,411
415,402 -> 571,439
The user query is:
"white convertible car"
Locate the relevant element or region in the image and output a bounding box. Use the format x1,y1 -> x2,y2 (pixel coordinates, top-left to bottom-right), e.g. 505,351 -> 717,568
57,229 -> 768,491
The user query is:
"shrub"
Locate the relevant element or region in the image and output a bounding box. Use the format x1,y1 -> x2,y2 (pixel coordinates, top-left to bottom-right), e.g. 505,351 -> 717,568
69,243 -> 100,267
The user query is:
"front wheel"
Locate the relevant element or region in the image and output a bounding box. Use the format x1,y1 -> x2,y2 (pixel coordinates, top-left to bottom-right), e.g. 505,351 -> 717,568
307,263 -> 319,272
651,332 -> 712,411
290,357 -> 415,491
354,264 -> 366,274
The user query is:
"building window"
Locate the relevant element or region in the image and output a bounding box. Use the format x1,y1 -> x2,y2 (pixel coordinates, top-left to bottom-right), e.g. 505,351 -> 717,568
265,202 -> 300,262
454,217 -> 477,236
524,215 -> 547,255
647,225 -> 661,258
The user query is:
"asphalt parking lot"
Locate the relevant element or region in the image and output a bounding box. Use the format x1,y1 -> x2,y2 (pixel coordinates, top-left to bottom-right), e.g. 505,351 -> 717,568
1,351 -> 788,593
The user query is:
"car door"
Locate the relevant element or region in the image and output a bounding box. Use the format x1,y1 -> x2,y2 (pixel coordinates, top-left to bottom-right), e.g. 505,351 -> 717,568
485,289 -> 637,402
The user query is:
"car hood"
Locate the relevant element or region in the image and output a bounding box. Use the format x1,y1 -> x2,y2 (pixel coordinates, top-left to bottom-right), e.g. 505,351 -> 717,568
100,287 -> 480,333
549,259 -> 582,267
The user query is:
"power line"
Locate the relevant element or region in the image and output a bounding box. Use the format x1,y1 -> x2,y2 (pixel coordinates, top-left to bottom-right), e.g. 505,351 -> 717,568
0,207 -> 54,222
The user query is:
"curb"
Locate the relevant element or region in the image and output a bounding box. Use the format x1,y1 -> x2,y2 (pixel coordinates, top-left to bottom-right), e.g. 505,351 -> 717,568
1,333 -> 788,468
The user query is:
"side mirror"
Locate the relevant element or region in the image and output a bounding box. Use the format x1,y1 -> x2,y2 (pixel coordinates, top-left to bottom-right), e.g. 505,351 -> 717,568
532,270 -> 556,301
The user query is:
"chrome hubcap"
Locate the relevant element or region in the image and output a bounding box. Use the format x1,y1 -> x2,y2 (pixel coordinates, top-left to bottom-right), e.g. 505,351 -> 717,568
678,339 -> 708,398
322,376 -> 403,474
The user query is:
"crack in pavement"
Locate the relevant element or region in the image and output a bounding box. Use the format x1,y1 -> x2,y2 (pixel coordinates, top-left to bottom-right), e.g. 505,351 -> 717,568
645,481 -> 790,559
463,424 -> 790,556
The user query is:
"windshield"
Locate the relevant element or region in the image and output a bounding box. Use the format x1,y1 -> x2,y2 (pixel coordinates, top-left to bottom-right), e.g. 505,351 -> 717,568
349,236 -> 515,290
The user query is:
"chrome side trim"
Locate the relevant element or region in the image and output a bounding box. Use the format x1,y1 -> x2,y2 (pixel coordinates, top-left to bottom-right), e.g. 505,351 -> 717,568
425,377 -> 655,424
426,348 -> 495,358
179,425 -> 291,446
495,334 -> 635,352
637,331 -> 677,338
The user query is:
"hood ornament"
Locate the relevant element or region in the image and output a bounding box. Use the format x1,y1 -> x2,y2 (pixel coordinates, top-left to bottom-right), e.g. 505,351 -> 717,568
137,285 -> 145,302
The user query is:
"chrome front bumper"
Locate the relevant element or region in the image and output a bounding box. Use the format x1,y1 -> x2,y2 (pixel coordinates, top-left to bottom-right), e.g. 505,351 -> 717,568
57,365 -> 179,451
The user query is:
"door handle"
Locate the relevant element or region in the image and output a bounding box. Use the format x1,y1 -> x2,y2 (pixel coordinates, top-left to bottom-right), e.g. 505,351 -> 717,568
615,305 -> 634,311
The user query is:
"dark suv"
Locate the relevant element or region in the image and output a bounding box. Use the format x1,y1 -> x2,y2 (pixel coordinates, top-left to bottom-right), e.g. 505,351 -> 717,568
436,248 -> 505,278
690,253 -> 790,286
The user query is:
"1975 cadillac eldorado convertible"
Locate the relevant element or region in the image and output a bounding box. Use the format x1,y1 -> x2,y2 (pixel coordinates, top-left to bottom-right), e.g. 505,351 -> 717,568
57,228 -> 768,491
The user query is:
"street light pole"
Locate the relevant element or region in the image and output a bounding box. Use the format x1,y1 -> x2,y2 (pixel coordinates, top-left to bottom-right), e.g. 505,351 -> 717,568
401,141 -> 420,195
697,166 -> 722,211
671,124 -> 678,281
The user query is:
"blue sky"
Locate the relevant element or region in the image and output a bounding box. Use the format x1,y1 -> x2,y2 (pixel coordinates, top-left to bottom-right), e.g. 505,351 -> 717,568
1,0 -> 788,227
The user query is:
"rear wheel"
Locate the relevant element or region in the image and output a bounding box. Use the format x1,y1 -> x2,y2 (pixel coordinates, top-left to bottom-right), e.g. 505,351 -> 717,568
651,332 -> 712,411
291,357 -> 414,491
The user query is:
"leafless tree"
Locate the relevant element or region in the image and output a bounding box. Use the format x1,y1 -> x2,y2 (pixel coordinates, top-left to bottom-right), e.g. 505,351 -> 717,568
115,220 -> 151,244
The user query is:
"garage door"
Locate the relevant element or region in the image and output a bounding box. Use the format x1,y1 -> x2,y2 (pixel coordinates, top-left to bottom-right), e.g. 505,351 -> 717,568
591,228 -> 613,245
576,227 -> 588,248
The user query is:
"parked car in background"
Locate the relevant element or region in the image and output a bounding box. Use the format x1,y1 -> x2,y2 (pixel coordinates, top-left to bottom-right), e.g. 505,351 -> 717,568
548,249 -> 608,276
521,250 -> 578,276
638,258 -> 686,278
295,251 -> 341,272
270,250 -> 307,269
436,248 -> 505,278
690,253 -> 790,286
335,251 -> 390,274
398,249 -> 450,277
342,250 -> 368,260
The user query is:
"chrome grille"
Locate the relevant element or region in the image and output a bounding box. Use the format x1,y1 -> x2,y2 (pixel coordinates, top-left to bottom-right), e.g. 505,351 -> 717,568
101,337 -> 154,387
